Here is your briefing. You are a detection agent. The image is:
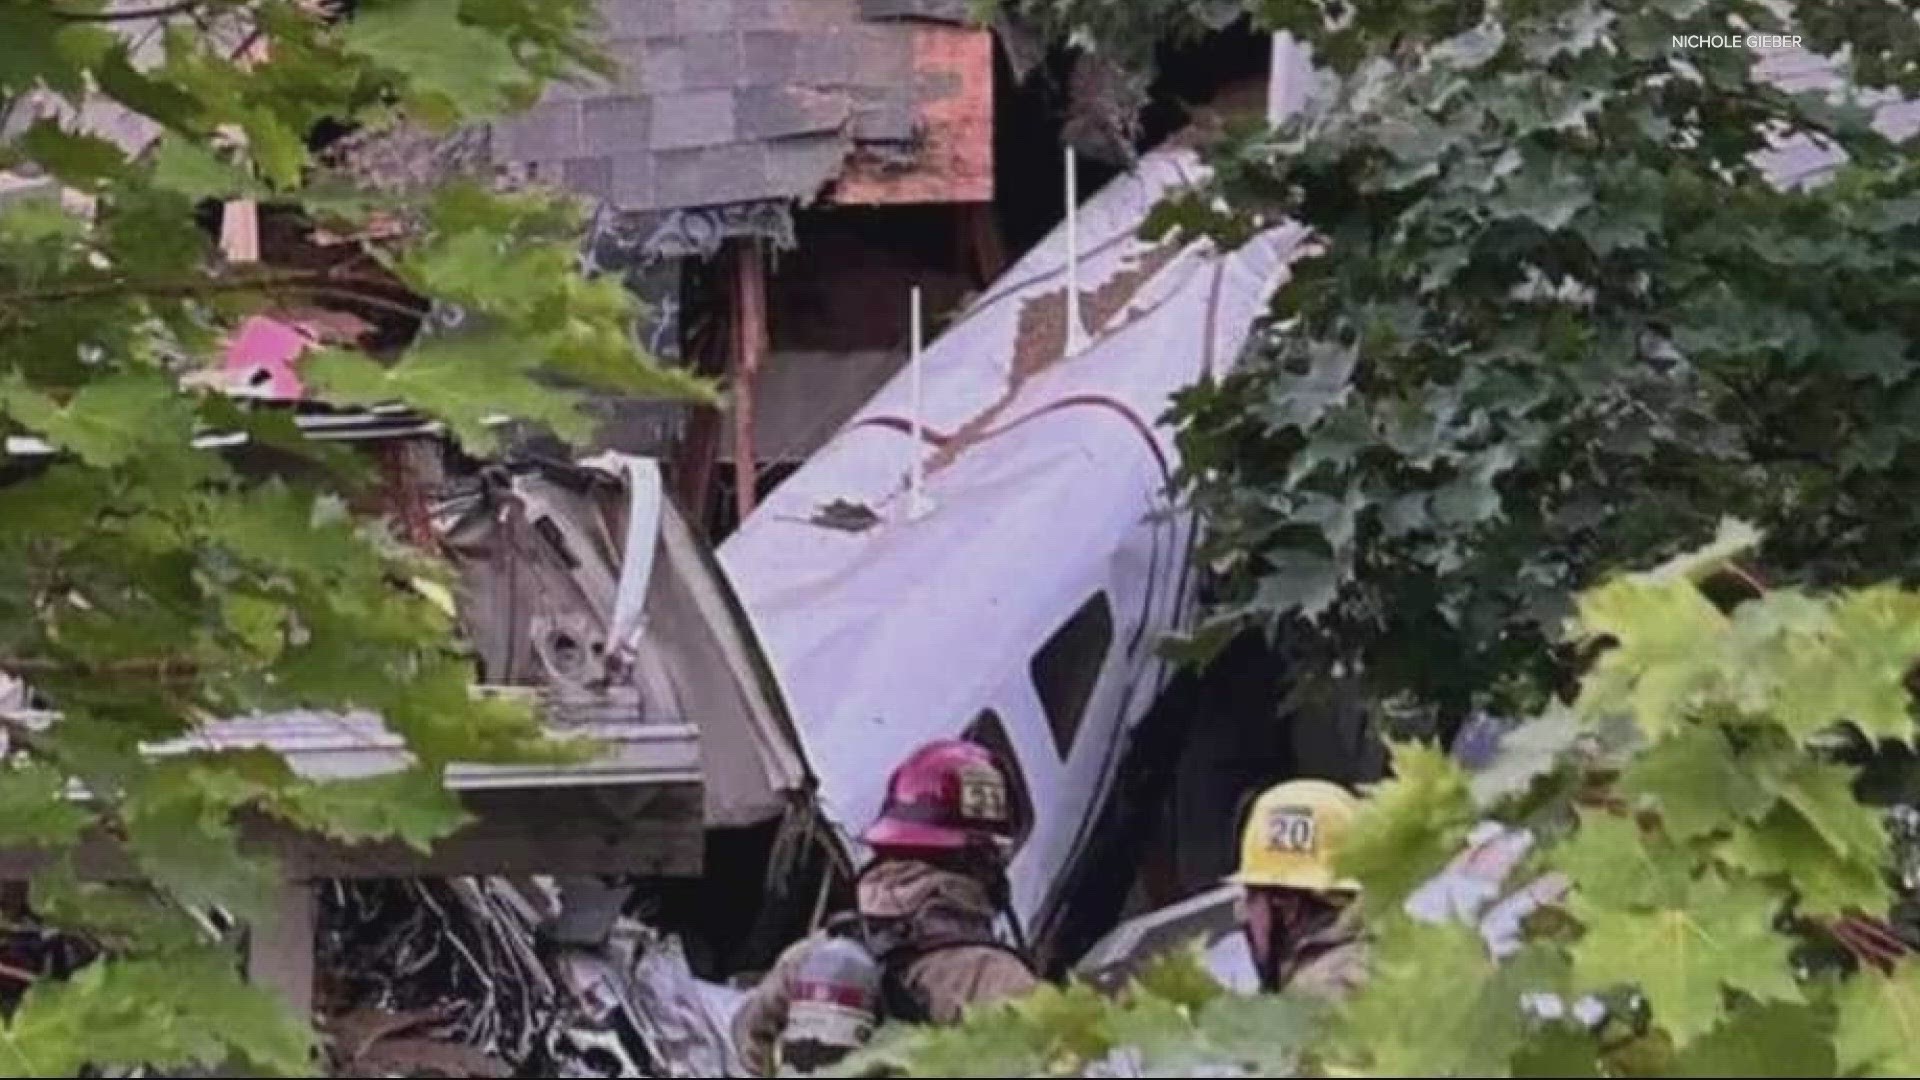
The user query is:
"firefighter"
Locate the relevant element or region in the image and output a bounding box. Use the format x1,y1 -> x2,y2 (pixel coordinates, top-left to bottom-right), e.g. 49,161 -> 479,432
1217,778 -> 1370,998
732,739 -> 1041,1076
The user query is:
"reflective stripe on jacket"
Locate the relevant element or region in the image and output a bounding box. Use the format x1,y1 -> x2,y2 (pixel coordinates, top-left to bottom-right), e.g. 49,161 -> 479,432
731,860 -> 1039,1076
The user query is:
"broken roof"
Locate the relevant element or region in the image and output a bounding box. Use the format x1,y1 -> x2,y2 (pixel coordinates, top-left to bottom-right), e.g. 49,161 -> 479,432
487,0 -> 992,213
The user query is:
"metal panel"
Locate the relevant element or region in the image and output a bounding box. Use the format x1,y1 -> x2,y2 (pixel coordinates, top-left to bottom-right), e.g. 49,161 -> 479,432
1,707 -> 704,791
1072,883 -> 1242,990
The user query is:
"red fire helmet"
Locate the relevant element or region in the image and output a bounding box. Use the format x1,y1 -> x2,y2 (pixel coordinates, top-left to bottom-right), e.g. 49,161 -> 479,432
861,739 -> 1020,855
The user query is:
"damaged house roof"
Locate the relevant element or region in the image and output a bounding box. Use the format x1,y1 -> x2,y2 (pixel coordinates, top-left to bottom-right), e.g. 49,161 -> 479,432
486,0 -> 994,214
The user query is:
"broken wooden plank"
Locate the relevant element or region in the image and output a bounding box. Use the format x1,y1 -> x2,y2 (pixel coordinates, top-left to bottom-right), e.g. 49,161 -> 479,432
247,879 -> 316,1016
2,707 -> 703,792
220,199 -> 260,264
730,238 -> 768,522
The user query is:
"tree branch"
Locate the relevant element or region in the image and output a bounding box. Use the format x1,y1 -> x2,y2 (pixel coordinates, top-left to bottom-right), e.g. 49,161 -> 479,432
1,656 -> 200,680
52,2 -> 202,22
0,269 -> 421,314
297,284 -> 430,319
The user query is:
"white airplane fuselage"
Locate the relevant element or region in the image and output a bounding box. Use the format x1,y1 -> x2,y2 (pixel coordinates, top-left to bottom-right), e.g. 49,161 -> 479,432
719,144 -> 1305,935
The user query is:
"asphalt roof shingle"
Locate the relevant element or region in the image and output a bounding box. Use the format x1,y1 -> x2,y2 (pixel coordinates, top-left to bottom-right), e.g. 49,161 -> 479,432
491,0 -> 941,213
858,0 -> 972,20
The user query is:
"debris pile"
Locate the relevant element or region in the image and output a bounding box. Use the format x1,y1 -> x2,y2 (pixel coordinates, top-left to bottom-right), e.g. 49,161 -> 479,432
315,878 -> 742,1078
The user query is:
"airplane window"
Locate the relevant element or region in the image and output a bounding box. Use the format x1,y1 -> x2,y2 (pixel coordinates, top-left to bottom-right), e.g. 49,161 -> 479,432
964,710 -> 1035,845
1029,593 -> 1114,758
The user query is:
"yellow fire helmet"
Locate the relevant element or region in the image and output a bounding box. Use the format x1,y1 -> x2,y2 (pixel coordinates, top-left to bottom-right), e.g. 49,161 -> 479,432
1231,778 -> 1363,892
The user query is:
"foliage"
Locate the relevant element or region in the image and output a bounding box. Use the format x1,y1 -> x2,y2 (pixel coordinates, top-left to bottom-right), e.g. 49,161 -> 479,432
1314,527 -> 1920,1076
969,0 -> 1247,161
828,946 -> 1329,1077
1138,0 -> 1920,734
858,532 -> 1920,1077
0,1 -> 707,1074
973,0 -> 1243,72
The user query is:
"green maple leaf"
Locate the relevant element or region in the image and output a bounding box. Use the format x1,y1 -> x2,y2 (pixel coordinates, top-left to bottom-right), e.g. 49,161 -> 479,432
997,979 -> 1114,1063
28,871 -> 210,954
1511,1025 -> 1605,1078
1571,576 -> 1728,740
217,592 -> 289,662
93,43 -> 205,135
1552,808 -> 1692,912
1258,341 -> 1357,432
119,766 -> 281,923
269,767 -> 471,853
0,763 -> 91,849
1289,404 -> 1372,486
202,482 -> 387,588
0,8 -> 86,97
1489,160 -> 1592,231
399,228 -> 542,310
16,120 -> 130,188
1098,993 -> 1211,1074
235,106 -> 310,190
0,372 -> 197,469
1431,444 -> 1516,527
1193,992 -> 1328,1075
1617,724 -> 1775,840
97,183 -> 211,278
1290,488 -> 1367,557
1254,544 -> 1345,621
1835,965 -> 1920,1076
1571,873 -> 1801,1048
150,135 -> 261,201
1667,1001 -> 1835,1077
0,192 -> 86,249
0,950 -> 313,1076
1833,329 -> 1910,387
1772,585 -> 1920,744
304,338 -> 591,452
1766,761 -> 1887,862
381,659 -> 572,766
266,594 -> 433,709
1717,804 -> 1891,918
1130,942 -> 1226,1011
1334,741 -> 1476,916
1717,591 -> 1827,711
1470,705 -> 1578,807
839,982 -> 1108,1077
1336,918 -> 1567,1076
343,0 -> 526,120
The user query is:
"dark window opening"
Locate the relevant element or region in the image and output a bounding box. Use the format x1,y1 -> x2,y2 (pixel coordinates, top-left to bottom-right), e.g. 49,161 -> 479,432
1137,18 -> 1274,149
964,709 -> 1036,845
992,16 -> 1271,260
767,205 -> 977,354
1030,593 -> 1114,758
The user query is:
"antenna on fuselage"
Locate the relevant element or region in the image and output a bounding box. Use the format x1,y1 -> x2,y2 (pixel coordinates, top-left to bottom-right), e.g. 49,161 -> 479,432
1064,147 -> 1085,357
905,285 -> 932,521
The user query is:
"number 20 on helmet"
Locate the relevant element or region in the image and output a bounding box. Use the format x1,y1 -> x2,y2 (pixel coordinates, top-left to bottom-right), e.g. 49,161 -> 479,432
1231,778 -> 1363,893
